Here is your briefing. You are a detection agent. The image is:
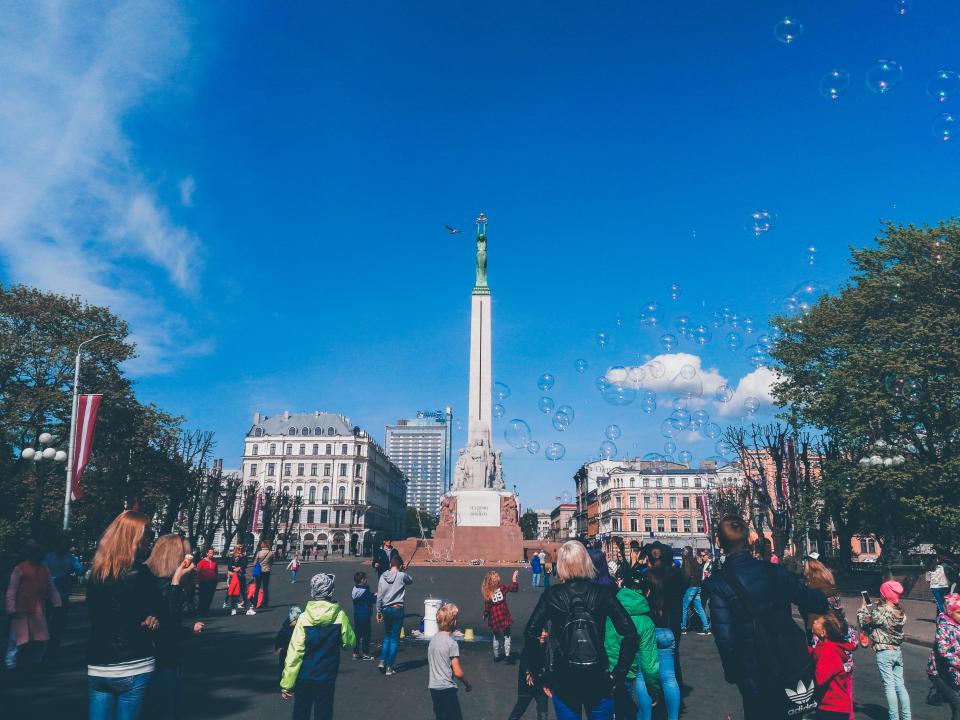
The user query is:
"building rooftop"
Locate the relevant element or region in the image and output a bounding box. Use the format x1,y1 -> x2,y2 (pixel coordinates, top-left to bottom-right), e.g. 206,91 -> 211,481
247,411 -> 354,438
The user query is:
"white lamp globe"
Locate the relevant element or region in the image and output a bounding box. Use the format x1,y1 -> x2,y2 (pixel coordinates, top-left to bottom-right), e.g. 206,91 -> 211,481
858,457 -> 870,467
54,450 -> 68,462
870,455 -> 883,466
21,447 -> 36,460
883,457 -> 894,468
893,455 -> 906,466
42,447 -> 57,460
38,432 -> 53,444
33,451 -> 43,461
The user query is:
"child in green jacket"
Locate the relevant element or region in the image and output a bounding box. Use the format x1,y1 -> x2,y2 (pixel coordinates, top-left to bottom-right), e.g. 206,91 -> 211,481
281,573 -> 356,720
604,586 -> 660,720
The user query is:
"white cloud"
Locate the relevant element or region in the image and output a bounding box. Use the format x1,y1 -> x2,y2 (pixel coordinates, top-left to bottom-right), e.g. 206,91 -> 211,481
0,1 -> 203,371
179,176 -> 196,208
715,366 -> 780,418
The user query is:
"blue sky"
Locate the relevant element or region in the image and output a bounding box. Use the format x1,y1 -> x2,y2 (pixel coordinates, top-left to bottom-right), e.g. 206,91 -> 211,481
2,1 -> 959,508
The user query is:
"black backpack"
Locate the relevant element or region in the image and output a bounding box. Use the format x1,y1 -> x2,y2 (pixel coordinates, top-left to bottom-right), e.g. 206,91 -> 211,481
557,584 -> 604,670
721,564 -> 818,718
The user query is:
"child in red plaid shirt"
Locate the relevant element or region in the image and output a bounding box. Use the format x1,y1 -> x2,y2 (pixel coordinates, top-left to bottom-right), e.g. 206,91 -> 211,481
481,569 -> 520,663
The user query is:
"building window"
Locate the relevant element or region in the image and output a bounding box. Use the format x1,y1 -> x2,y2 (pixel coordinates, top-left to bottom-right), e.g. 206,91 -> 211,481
656,478 -> 662,488
267,463 -> 276,476
315,427 -> 322,436
629,496 -> 636,508
357,445 -> 364,456
682,477 -> 689,488
696,517 -> 704,532
249,463 -> 257,476
657,517 -> 665,532
629,478 -> 635,487
670,518 -> 678,532
324,463 -> 331,476
295,486 -> 303,497
630,518 -> 638,532
354,486 -> 361,502
297,463 -> 305,476
338,486 -> 346,503
612,518 -> 620,531
339,464 -> 347,477
668,477 -> 675,487
615,496 -> 622,508
283,463 -> 291,476
310,464 -> 318,477
307,510 -> 315,523
683,517 -> 691,532
320,510 -> 328,523
354,464 -> 362,478
285,443 -> 293,454
325,444 -> 332,455
312,444 -> 319,455
302,427 -> 309,436
694,477 -> 702,488
644,496 -> 651,509
644,517 -> 652,532
254,427 -> 263,437
299,443 -> 306,455
341,444 -> 348,455
669,496 -> 677,509
252,444 -> 258,456
327,427 -> 335,436
643,478 -> 650,488
270,443 -> 277,454
682,496 -> 690,509
656,496 -> 663,509
289,427 -> 297,435
309,487 -> 316,503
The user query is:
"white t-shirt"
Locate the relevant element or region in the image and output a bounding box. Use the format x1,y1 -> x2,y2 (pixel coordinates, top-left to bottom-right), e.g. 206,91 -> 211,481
427,631 -> 460,690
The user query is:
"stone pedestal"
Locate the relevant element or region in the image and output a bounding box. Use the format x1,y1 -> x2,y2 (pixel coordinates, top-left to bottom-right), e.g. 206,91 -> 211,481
428,490 -> 523,563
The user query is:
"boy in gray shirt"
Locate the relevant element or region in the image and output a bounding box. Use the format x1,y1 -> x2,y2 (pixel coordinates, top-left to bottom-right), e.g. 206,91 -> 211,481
427,603 -> 472,720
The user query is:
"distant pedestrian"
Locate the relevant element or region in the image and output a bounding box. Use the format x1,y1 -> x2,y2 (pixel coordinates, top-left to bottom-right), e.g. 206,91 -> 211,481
589,545 -> 615,588
928,593 -> 960,720
6,540 -> 61,670
930,556 -> 953,617
481,570 -> 520,663
274,606 -> 302,679
428,603 -> 471,720
280,573 -> 355,720
225,546 -> 252,616
43,537 -> 79,660
372,539 -> 392,577
680,546 -> 710,635
287,556 -> 300,584
543,561 -> 552,589
529,552 -> 543,588
350,571 -> 376,660
858,580 -> 912,720
253,540 -> 275,609
86,511 -> 162,720
810,613 -> 856,720
507,631 -> 549,720
376,556 -> 412,675
196,547 -> 218,617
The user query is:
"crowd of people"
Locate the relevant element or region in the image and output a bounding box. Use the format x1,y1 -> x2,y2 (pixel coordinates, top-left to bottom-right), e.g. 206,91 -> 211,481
5,512 -> 960,720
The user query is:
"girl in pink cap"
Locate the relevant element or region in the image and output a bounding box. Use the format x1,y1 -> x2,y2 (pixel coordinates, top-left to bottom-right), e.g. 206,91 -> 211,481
857,580 -> 912,720
928,593 -> 960,719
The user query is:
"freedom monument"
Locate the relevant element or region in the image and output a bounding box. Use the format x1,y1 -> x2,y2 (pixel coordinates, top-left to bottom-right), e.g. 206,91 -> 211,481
426,214 -> 524,562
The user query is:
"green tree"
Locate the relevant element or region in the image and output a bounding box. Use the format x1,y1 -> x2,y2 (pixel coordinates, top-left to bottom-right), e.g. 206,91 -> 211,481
771,222 -> 960,559
520,509 -> 539,540
405,506 -> 436,539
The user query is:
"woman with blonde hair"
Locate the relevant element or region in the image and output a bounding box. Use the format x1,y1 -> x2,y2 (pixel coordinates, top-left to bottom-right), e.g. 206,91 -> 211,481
86,511 -> 162,720
481,569 -> 520,663
145,534 -> 204,720
524,541 -> 638,720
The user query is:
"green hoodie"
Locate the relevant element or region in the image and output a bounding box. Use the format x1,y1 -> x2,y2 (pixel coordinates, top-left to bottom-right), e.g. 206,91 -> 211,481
281,599 -> 356,691
605,588 -> 660,697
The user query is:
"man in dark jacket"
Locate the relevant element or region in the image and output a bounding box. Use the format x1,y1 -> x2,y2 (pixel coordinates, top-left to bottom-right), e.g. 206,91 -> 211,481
703,516 -> 828,720
372,540 -> 392,577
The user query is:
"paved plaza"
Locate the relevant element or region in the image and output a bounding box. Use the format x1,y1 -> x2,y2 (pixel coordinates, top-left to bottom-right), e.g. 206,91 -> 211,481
2,559 -> 946,719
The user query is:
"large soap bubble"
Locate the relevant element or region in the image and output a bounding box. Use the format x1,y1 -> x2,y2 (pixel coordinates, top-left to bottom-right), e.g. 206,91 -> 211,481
677,450 -> 693,465
603,381 -> 637,406
494,382 -> 511,401
545,442 -> 566,461
493,403 -> 505,419
705,422 -> 722,439
674,315 -> 691,336
691,324 -> 713,346
596,331 -> 609,348
660,333 -> 678,352
575,358 -> 589,374
604,424 -> 622,441
715,384 -> 734,403
743,396 -> 760,414
537,373 -> 555,391
663,441 -> 677,456
640,391 -> 657,414
557,404 -> 575,422
692,409 -> 710,426
504,419 -> 531,449
866,59 -> 902,94
646,360 -> 665,379
538,396 -> 555,414
774,17 -> 802,44
933,113 -> 957,142
606,366 -> 629,383
627,366 -> 646,386
669,408 -> 691,430
819,69 -> 850,100
660,419 -> 679,438
527,440 -> 541,455
669,283 -> 682,300
726,332 -> 743,351
599,441 -> 617,460
745,209 -> 777,235
927,70 -> 960,103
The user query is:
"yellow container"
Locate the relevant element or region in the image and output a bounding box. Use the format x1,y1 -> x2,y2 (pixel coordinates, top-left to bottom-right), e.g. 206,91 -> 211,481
463,628 -> 475,641
400,626 -> 406,639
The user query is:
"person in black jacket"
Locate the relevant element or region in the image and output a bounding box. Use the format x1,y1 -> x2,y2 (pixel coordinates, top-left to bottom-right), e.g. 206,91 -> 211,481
86,511 -> 163,720
372,539 -> 396,578
703,516 -> 828,720
524,540 -> 638,720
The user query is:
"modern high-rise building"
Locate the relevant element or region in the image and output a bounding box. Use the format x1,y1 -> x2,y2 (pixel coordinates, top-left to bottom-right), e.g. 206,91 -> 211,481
385,409 -> 452,516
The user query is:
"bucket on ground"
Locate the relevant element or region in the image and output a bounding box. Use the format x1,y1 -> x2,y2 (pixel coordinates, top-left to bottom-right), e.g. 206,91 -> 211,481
423,597 -> 443,638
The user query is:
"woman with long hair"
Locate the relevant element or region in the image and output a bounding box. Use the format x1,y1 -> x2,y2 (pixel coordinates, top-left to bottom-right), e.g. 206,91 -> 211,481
144,535 -> 203,720
679,546 -> 710,635
252,539 -> 275,609
640,555 -> 683,720
86,511 -> 162,720
524,541 -> 638,720
805,555 -> 856,720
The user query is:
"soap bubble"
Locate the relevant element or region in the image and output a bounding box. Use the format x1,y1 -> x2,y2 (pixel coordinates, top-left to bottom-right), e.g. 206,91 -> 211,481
552,405 -> 574,431
604,424 -> 622,441
661,442 -> 676,457
504,419 -> 531,449
640,391 -> 657,414
454,419 -> 464,431
606,366 -> 628,383
595,376 -> 609,392
866,59 -> 902,94
557,405 -> 575,422
705,422 -> 722,439
674,315 -> 691,336
641,301 -> 663,327
575,358 -> 589,374
527,440 -> 541,455
660,333 -> 678,352
537,373 -> 555,391
819,69 -> 850,100
538,396 -> 555,414
646,360 -> 665,379
927,70 -> 959,102
680,364 -> 696,380
745,209 -> 776,235
560,491 -> 573,503
494,382 -> 511,401
669,283 -> 682,300
747,344 -> 770,368
669,408 -> 691,430
933,113 -> 957,142
715,385 -> 734,403
603,381 -> 637,406
806,246 -> 817,265
884,374 -> 923,401
545,442 -> 566,461
691,324 -> 713,346
493,403 -> 505,419
726,332 -> 743,351
677,450 -> 693,465
660,419 -> 679,438
599,441 -> 618,460
669,372 -> 703,399
757,334 -> 775,352
743,396 -> 760,414
897,0 -> 909,15
627,366 -> 646,386
692,409 -> 710,426
672,397 -> 688,411
596,331 -> 609,348
710,311 -> 725,328
715,439 -> 735,456
774,16 -> 802,44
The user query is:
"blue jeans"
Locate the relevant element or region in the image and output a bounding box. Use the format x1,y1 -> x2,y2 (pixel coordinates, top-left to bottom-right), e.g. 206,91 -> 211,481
655,628 -> 681,720
532,572 -> 542,587
380,605 -> 404,668
89,672 -> 152,720
934,588 -> 948,615
629,677 -> 654,720
876,649 -> 912,720
544,572 -> 550,588
146,666 -> 179,720
553,693 -> 613,720
291,570 -> 297,583
680,587 -> 710,632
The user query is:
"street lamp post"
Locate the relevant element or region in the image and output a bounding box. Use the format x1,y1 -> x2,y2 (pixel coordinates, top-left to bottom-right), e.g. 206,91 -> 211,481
64,334 -> 110,531
22,433 -> 68,533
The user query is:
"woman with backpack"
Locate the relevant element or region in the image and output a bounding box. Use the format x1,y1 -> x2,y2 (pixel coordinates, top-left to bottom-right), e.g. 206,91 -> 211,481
523,540 -> 638,720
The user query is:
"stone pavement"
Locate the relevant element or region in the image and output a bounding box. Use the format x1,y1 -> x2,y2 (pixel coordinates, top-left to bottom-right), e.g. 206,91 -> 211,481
0,559 -> 947,719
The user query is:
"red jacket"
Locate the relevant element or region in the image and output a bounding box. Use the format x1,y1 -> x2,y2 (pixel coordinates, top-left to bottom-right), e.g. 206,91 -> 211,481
196,558 -> 218,584
812,639 -> 856,713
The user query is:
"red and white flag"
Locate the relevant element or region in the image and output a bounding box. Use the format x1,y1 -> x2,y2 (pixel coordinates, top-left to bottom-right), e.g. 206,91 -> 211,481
252,491 -> 263,533
697,494 -> 712,539
71,394 -> 102,501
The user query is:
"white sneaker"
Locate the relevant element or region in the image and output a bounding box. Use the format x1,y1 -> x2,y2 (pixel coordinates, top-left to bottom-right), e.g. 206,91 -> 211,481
246,608 -> 256,616
231,609 -> 237,616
